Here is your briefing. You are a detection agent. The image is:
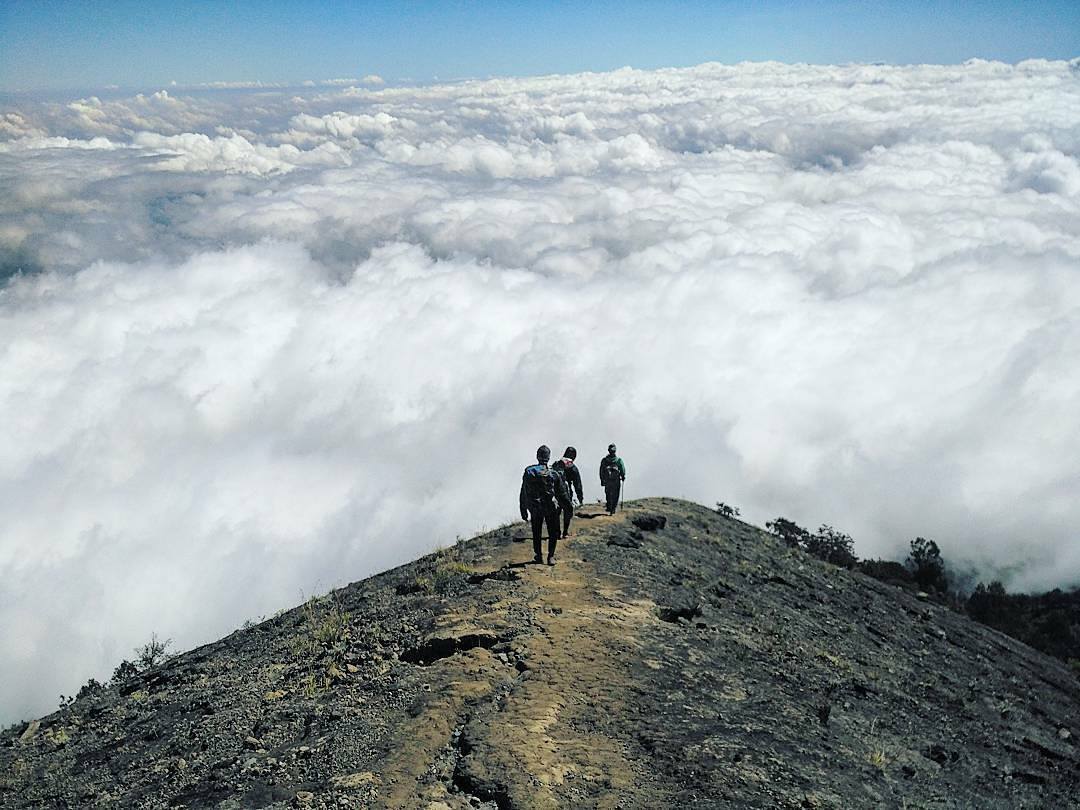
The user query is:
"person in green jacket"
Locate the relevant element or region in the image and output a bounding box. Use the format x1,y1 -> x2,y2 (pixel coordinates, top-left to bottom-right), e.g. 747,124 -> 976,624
599,444 -> 626,514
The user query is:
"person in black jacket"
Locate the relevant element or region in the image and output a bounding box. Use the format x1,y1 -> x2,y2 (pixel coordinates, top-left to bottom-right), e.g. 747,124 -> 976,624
552,446 -> 583,537
519,445 -> 566,565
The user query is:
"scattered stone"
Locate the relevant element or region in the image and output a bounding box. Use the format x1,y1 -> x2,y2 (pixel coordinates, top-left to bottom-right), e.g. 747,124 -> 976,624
294,791 -> 314,806
632,514 -> 667,531
1057,728 -> 1071,741
330,771 -> 380,789
657,604 -> 703,624
243,736 -> 262,749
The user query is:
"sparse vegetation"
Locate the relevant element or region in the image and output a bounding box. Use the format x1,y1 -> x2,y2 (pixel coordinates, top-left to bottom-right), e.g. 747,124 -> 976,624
396,540 -> 475,595
293,592 -> 353,692
136,633 -> 174,669
715,502 -> 740,519
765,518 -> 857,568
59,632 -> 174,709
111,659 -> 140,684
59,677 -> 105,708
966,581 -> 1080,665
761,508 -> 1079,674
112,633 -> 174,684
857,558 -> 913,587
766,517 -> 811,549
864,719 -> 889,772
804,525 -> 857,569
854,537 -> 1079,674
907,536 -> 947,592
867,747 -> 888,770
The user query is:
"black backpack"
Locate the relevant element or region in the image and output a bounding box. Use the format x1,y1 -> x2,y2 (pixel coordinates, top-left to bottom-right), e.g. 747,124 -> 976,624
525,465 -> 558,505
550,465 -> 572,507
601,455 -> 621,485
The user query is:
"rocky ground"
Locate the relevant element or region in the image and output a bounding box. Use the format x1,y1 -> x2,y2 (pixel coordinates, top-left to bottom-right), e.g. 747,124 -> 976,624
2,498 -> 1078,808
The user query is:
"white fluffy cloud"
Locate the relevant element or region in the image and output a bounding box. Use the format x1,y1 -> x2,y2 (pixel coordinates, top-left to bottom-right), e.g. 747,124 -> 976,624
1,59 -> 1079,724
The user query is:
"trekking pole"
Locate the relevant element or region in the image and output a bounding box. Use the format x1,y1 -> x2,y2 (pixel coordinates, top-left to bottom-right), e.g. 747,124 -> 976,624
619,480 -> 624,511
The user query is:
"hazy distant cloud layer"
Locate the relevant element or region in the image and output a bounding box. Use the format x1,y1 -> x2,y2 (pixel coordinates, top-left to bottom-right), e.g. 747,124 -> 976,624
2,60 -> 1079,724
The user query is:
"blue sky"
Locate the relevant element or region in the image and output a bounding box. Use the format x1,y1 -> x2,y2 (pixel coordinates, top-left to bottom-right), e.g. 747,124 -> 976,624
1,0 -> 1078,92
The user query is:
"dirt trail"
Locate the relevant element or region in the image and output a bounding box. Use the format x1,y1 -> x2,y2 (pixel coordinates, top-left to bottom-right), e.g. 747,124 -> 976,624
379,507 -> 669,809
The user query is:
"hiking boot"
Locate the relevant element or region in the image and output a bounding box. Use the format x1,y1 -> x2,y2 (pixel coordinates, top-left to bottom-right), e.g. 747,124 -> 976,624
546,555 -> 557,566
533,554 -> 544,564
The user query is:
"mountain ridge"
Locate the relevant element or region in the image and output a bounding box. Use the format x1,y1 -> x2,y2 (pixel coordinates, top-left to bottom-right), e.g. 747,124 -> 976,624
3,498 -> 1078,808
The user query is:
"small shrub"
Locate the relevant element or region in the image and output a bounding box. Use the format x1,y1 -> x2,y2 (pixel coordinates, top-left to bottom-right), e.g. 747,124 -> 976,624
398,553 -> 474,596
864,719 -> 889,771
108,632 -> 174,688
967,581 -> 1008,623
867,747 -> 888,770
766,517 -> 811,549
59,677 -> 106,708
805,525 -> 858,568
111,659 -> 140,685
715,502 -> 740,519
241,615 -> 267,631
77,678 -> 105,700
907,537 -> 948,592
295,593 -> 352,692
136,633 -> 173,670
858,559 -> 914,587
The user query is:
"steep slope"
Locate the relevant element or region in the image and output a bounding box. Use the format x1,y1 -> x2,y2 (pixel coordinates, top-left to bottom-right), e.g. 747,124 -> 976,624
3,499 -> 1078,809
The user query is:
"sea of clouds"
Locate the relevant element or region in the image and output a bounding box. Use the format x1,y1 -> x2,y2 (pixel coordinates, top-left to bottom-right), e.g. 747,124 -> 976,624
1,60 -> 1079,724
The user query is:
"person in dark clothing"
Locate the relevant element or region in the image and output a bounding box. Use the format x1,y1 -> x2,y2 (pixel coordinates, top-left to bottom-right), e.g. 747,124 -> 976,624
599,443 -> 626,514
519,445 -> 564,565
552,446 -> 583,537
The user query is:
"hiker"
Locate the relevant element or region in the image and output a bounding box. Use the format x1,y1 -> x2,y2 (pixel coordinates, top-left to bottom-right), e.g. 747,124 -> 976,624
599,443 -> 626,514
519,445 -> 565,566
552,446 -> 584,537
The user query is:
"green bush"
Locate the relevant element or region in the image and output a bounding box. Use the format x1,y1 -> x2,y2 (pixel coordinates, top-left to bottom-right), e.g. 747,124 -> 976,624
907,537 -> 948,592
805,525 -> 858,568
766,517 -> 811,549
858,558 -> 914,587
715,502 -> 740,519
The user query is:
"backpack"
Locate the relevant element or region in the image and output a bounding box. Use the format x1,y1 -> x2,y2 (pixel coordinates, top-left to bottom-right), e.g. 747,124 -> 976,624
601,455 -> 621,485
550,465 -> 572,507
524,464 -> 558,505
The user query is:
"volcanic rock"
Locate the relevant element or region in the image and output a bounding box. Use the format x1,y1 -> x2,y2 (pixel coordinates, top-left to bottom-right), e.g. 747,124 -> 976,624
2,498 -> 1078,808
